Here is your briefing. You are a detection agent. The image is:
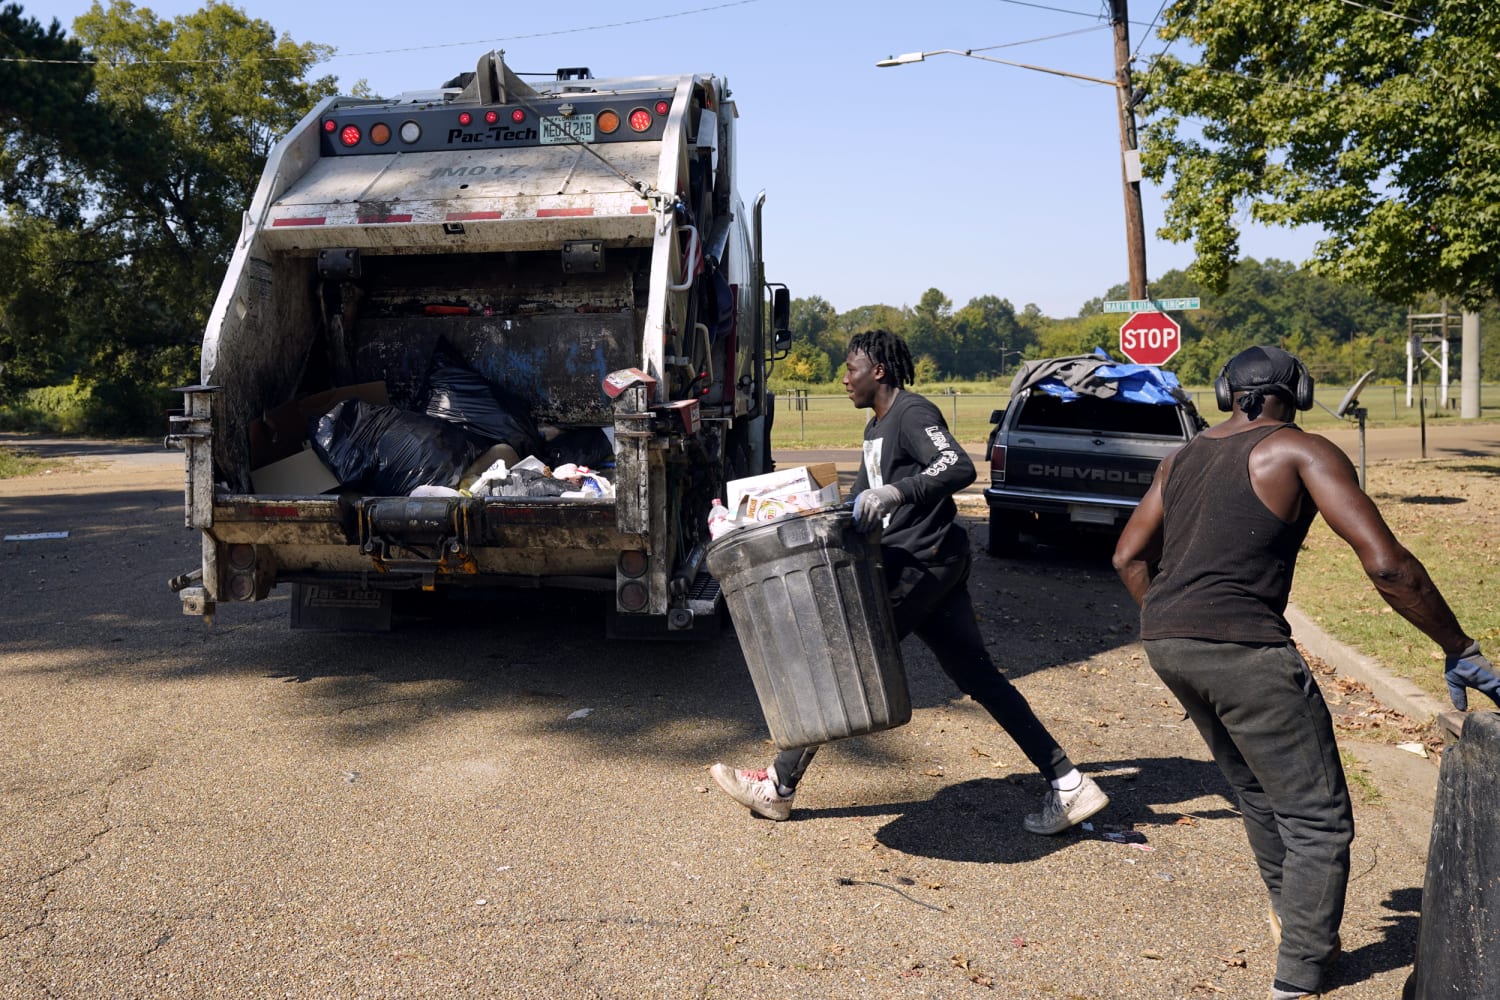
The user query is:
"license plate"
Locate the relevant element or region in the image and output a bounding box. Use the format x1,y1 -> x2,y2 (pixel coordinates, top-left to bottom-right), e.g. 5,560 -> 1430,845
541,114 -> 595,144
1068,505 -> 1118,526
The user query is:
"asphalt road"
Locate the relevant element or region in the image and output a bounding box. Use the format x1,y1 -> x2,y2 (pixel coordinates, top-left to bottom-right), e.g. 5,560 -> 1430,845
0,435 -> 1471,999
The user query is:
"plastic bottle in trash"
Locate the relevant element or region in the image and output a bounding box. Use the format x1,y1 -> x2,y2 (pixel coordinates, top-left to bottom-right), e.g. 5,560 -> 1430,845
707,498 -> 735,540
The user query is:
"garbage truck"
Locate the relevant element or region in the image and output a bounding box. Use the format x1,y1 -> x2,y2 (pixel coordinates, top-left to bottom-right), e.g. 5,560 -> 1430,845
167,50 -> 791,637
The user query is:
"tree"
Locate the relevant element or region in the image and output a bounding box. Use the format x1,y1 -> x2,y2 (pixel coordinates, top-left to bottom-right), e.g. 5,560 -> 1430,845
1142,1 -> 1500,307
0,1 -> 336,427
951,295 -> 1022,378
907,288 -> 953,376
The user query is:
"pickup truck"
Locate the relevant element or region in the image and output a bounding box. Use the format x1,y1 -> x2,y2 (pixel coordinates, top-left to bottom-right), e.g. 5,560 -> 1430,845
983,354 -> 1205,555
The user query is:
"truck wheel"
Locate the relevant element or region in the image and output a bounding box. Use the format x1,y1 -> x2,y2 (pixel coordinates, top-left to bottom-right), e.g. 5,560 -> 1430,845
987,510 -> 1021,557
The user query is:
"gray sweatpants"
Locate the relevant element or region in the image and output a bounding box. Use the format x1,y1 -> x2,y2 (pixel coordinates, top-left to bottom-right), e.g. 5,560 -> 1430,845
1143,637 -> 1353,993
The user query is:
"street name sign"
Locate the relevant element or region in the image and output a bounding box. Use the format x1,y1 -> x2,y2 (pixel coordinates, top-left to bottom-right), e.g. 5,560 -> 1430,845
1102,297 -> 1200,313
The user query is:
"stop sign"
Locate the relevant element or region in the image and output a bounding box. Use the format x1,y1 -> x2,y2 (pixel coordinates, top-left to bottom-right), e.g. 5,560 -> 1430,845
1119,310 -> 1181,366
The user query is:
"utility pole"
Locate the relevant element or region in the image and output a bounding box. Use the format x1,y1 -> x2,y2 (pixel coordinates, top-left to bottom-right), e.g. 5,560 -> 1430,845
1110,0 -> 1148,300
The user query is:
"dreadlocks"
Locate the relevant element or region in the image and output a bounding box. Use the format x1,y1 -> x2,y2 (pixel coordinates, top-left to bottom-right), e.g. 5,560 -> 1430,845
847,328 -> 915,387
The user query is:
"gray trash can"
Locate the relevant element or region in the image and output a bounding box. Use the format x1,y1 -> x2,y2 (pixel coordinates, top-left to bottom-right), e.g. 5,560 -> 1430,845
705,509 -> 909,749
1404,710 -> 1500,999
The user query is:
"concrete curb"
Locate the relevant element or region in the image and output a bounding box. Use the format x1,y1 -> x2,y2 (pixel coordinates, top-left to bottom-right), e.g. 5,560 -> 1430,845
1286,603 -> 1450,725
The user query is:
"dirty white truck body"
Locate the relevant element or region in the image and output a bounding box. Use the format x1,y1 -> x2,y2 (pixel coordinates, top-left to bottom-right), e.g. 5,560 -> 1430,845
169,52 -> 787,636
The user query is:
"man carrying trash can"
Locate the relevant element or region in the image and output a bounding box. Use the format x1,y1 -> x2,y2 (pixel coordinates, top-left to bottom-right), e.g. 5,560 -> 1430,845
710,329 -> 1109,835
1112,344 -> 1500,1000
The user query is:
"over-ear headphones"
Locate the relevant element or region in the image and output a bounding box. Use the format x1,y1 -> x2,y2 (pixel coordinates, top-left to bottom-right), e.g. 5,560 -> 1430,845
1214,350 -> 1314,412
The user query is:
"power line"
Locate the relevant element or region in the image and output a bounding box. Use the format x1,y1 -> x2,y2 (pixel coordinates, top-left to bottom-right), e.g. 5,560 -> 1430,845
1337,0 -> 1426,25
987,0 -> 1160,29
969,24 -> 1111,54
1132,0 -> 1171,60
0,0 -> 759,69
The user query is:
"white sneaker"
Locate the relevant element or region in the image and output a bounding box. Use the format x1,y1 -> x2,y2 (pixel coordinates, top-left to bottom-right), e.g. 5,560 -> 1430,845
709,763 -> 793,821
1024,775 -> 1108,835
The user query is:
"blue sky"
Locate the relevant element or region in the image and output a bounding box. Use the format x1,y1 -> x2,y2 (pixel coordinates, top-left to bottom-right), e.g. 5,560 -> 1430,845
27,0 -> 1322,318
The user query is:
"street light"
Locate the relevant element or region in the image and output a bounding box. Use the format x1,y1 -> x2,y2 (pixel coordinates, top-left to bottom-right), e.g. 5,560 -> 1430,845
875,49 -> 1120,88
877,23 -> 1149,300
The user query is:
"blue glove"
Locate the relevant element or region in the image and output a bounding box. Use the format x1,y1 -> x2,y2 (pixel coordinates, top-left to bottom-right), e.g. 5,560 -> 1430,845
852,484 -> 904,532
1444,641 -> 1500,711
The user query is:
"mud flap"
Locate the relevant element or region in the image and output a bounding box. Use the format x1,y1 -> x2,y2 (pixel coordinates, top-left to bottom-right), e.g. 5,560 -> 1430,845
289,583 -> 394,632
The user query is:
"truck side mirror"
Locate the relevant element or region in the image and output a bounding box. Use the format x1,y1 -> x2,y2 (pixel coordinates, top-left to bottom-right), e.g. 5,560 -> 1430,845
771,286 -> 791,354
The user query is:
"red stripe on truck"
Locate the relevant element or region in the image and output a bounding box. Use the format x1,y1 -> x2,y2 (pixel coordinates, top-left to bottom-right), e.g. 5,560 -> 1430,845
271,217 -> 326,227
536,207 -> 594,218
445,211 -> 504,221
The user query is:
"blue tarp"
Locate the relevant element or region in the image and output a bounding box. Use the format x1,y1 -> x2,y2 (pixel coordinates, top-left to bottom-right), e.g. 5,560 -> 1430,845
1030,348 -> 1185,405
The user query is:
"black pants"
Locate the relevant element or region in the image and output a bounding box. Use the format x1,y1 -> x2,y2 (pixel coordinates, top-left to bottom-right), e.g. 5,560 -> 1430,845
772,546 -> 1073,788
1144,637 -> 1352,992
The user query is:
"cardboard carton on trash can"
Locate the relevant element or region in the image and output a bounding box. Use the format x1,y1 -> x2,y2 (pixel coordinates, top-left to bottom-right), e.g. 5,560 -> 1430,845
706,506 -> 909,749
725,463 -> 841,524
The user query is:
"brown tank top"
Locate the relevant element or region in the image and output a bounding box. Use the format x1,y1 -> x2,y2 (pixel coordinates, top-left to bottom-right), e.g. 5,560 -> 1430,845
1140,423 -> 1318,643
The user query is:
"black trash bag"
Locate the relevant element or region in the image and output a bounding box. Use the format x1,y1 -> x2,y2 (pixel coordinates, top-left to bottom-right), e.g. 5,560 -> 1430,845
543,427 -> 615,468
311,399 -> 476,495
422,341 -> 543,458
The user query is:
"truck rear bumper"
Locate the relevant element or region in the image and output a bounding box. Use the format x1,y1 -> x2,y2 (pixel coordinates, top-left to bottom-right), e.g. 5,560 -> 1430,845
983,487 -> 1139,518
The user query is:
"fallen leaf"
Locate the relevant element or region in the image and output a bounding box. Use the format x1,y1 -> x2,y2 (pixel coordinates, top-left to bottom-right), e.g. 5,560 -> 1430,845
1174,816 -> 1198,827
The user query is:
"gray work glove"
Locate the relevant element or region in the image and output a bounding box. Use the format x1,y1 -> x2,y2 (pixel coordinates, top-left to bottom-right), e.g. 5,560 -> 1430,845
852,484 -> 904,532
1444,640 -> 1500,711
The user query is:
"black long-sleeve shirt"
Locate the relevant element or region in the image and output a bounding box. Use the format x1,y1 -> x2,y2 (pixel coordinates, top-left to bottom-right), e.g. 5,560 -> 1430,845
852,390 -> 975,565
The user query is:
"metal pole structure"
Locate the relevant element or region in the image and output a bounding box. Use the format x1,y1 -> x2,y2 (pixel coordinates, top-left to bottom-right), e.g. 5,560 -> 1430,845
1462,311 -> 1481,419
1110,0 -> 1149,300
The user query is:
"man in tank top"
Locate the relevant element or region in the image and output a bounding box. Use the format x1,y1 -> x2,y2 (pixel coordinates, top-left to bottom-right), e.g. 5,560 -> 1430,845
1113,345 -> 1498,999
710,329 -> 1108,836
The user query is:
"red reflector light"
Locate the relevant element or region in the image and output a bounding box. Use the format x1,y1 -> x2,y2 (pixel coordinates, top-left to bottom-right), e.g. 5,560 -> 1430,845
511,108 -> 525,123
654,99 -> 670,115
339,124 -> 361,147
619,550 -> 647,578
628,108 -> 652,132
322,119 -> 337,133
618,580 -> 648,612
485,110 -> 498,124
458,111 -> 473,126
991,444 -> 1008,482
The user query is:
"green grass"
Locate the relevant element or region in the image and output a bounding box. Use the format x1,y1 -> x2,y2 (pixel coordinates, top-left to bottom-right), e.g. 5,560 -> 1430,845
0,446 -> 50,479
1290,458 -> 1500,702
769,383 -> 1500,450
1339,749 -> 1385,805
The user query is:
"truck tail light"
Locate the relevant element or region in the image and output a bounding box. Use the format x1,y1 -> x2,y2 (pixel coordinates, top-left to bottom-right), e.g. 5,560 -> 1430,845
990,444 -> 1007,483
224,544 -> 271,601
597,109 -> 620,134
628,108 -> 652,132
339,124 -> 361,147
